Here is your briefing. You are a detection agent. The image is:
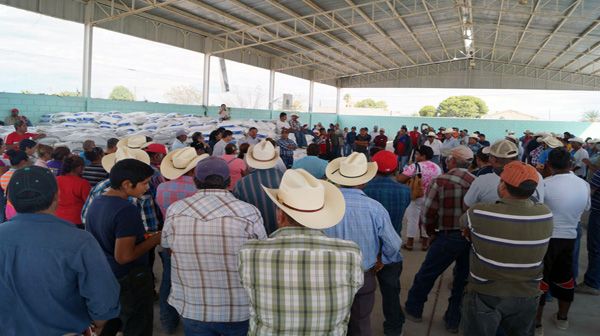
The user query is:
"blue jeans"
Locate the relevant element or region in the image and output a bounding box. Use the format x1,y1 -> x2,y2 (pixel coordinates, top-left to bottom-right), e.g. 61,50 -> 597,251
159,250 -> 180,332
294,131 -> 307,147
182,319 -> 249,336
377,262 -> 405,335
431,155 -> 440,165
344,143 -> 353,156
584,210 -> 600,289
405,230 -> 470,329
573,222 -> 582,280
398,156 -> 409,169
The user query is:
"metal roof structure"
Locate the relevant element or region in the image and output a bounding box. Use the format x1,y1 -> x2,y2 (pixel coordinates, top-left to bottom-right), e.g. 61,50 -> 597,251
3,0 -> 600,94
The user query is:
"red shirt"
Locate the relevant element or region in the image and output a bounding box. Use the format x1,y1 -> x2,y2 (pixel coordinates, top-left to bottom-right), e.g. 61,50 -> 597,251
5,132 -> 37,147
409,131 -> 420,146
56,175 -> 91,225
374,135 -> 388,149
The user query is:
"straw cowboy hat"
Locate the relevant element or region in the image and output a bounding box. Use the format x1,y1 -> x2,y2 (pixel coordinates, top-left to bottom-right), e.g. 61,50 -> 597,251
117,135 -> 153,150
262,169 -> 345,229
326,152 -> 378,186
442,128 -> 455,134
102,147 -> 150,172
426,131 -> 437,137
540,136 -> 564,149
160,147 -> 209,180
246,140 -> 280,170
568,137 -> 584,144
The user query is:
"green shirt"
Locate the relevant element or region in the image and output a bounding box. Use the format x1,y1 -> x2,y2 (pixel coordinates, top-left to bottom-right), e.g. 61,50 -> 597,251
461,199 -> 553,297
238,227 -> 363,335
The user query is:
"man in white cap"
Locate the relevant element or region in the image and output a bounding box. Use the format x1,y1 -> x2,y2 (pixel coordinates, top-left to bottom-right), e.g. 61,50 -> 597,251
323,152 -> 403,336
569,137 -> 589,179
465,140 -> 545,207
467,135 -> 482,155
171,130 -> 188,151
440,128 -> 460,171
423,131 -> 442,165
162,157 -> 266,335
404,145 -> 475,333
233,140 -> 284,234
155,148 -> 208,334
239,169 -> 363,335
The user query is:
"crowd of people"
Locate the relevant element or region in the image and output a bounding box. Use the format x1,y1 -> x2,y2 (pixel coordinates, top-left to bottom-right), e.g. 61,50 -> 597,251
1,110 -> 599,336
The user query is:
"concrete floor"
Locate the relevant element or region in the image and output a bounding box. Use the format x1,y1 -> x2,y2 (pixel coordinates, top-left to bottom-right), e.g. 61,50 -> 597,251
151,224 -> 600,336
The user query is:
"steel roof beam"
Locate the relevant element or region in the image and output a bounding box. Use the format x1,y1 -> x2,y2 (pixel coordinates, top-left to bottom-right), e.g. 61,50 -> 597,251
569,41 -> 600,72
263,0 -> 385,72
421,0 -> 451,60
91,0 -> 182,25
343,0 -> 416,65
491,0 -> 504,61
544,16 -> 600,69
384,0 -> 433,62
509,0 -> 541,63
524,0 -> 583,66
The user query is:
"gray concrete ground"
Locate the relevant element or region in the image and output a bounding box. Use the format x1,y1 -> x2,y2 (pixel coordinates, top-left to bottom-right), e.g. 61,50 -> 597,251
152,224 -> 600,336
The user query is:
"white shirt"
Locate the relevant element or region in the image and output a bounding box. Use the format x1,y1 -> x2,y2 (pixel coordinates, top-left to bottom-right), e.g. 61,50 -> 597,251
275,120 -> 290,136
544,173 -> 590,239
171,139 -> 187,151
423,139 -> 442,156
212,139 -> 228,157
573,148 -> 590,178
239,136 -> 260,146
464,171 -> 545,207
440,137 -> 460,157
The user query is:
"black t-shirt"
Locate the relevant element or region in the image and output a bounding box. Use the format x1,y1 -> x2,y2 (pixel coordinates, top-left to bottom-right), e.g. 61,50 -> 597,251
86,195 -> 148,279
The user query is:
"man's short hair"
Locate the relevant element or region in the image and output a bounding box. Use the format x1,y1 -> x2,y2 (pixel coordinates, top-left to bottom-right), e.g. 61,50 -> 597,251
82,140 -> 95,151
194,175 -> 230,190
416,145 -> 434,160
475,147 -> 489,163
223,130 -> 233,138
109,159 -> 154,190
279,112 -> 287,118
479,133 -> 486,138
548,148 -> 571,170
306,144 -> 319,156
225,143 -> 237,155
505,182 -> 537,198
248,127 -> 258,132
13,120 -> 25,129
84,147 -> 104,162
107,138 -> 119,149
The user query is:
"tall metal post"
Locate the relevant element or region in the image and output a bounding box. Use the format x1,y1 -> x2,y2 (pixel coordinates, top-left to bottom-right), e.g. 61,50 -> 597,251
202,38 -> 213,106
308,80 -> 315,113
82,0 -> 94,98
268,69 -> 275,111
335,86 -> 341,114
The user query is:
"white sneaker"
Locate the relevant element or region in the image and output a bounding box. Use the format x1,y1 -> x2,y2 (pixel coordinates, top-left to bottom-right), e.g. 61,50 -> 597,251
534,325 -> 544,336
575,283 -> 600,295
553,313 -> 569,330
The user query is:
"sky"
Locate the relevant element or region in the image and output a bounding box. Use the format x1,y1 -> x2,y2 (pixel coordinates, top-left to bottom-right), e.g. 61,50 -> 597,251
0,4 -> 599,121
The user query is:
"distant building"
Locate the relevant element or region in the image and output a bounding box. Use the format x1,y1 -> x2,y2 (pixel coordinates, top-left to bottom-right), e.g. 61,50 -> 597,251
483,110 -> 539,120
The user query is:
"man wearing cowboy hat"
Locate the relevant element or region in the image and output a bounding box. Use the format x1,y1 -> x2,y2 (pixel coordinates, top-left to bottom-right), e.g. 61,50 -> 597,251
404,146 -> 475,333
239,169 -> 363,335
467,135 -> 482,155
465,140 -> 545,208
440,128 -> 460,171
171,130 -> 188,151
289,113 -> 308,148
569,137 -> 589,179
423,131 -> 442,165
155,147 -> 209,333
233,140 -> 284,234
162,157 -> 266,335
324,152 -> 403,336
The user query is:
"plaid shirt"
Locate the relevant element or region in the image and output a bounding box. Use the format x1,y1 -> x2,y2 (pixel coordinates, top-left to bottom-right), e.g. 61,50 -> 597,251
162,190 -> 266,322
422,168 -> 475,235
81,179 -> 162,232
155,176 -> 197,217
238,227 -> 363,336
276,138 -> 297,158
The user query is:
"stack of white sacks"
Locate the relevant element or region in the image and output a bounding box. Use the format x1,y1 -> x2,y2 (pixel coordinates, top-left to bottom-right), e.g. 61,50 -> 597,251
1,111 -> 280,153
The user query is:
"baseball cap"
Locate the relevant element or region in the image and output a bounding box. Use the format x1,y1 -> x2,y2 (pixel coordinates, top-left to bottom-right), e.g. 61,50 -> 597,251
176,129 -> 187,137
11,108 -> 19,113
145,143 -> 167,155
450,145 -> 474,161
482,140 -> 518,158
500,161 -> 539,189
8,166 -> 57,212
371,150 -> 398,173
194,156 -> 230,182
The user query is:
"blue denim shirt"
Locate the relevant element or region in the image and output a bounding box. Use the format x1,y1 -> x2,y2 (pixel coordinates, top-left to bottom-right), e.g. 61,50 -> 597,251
0,213 -> 120,334
364,175 -> 411,236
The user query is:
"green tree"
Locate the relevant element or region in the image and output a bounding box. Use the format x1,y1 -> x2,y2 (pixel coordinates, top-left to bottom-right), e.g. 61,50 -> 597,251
354,98 -> 388,109
581,110 -> 600,122
343,93 -> 351,107
436,96 -> 488,118
109,85 -> 136,101
56,90 -> 81,97
20,90 -> 33,94
418,105 -> 437,117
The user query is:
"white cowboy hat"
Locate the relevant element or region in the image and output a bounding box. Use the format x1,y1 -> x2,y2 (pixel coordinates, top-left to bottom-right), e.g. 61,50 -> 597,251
117,135 -> 153,150
468,134 -> 480,139
246,140 -> 280,169
426,131 -> 437,137
568,137 -> 584,144
540,136 -> 564,149
443,128 -> 455,134
262,169 -> 345,229
102,147 -> 150,172
160,147 -> 209,180
326,152 -> 378,186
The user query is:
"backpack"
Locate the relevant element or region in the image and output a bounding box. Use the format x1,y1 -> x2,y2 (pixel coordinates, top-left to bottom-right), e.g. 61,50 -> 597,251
407,163 -> 424,200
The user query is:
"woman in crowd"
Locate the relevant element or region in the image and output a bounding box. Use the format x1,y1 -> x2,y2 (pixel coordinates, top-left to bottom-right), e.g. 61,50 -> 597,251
47,146 -> 71,176
56,156 -> 91,229
396,145 -> 442,251
82,147 -> 108,187
221,143 -> 247,190
34,144 -> 53,168
1,149 -> 31,220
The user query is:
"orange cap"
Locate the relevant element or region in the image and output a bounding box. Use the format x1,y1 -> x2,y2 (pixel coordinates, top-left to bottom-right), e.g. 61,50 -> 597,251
500,161 -> 539,188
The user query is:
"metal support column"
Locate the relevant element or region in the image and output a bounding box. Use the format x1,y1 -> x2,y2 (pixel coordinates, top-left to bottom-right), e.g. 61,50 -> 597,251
82,0 -> 94,98
268,69 -> 275,111
308,80 -> 315,113
202,38 -> 213,106
335,87 -> 341,115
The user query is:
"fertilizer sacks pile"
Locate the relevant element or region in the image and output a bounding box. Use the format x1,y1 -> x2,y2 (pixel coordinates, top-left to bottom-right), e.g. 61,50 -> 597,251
0,111 -> 279,153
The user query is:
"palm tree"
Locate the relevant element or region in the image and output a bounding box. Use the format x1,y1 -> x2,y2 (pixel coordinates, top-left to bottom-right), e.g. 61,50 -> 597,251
582,110 -> 600,122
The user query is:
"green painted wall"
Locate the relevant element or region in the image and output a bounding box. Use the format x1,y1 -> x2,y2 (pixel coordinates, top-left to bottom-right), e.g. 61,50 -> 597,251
1,92 -> 594,142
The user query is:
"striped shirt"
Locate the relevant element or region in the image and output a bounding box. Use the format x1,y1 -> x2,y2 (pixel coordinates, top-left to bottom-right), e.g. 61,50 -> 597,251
238,227 -> 363,336
461,199 -> 553,297
363,176 -> 411,237
0,169 -> 15,193
233,168 -> 283,235
276,138 -> 296,158
422,168 -> 475,235
162,190 -> 266,322
82,164 -> 108,187
155,176 -> 197,217
591,169 -> 600,211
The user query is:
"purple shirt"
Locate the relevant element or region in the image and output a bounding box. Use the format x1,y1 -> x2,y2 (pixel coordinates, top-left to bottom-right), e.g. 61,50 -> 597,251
47,160 -> 63,176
